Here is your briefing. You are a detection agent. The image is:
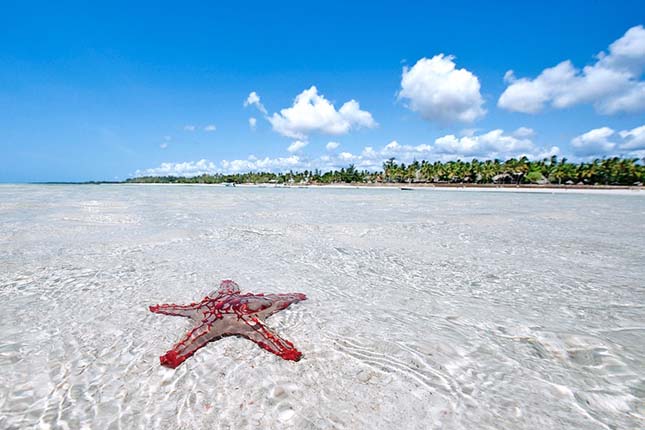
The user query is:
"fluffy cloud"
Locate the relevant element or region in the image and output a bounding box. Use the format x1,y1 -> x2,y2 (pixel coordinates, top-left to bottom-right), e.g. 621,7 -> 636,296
619,125 -> 645,150
305,132 -> 547,170
249,117 -> 257,129
361,146 -> 377,158
338,152 -> 355,161
184,125 -> 196,131
138,124 -> 645,177
398,54 -> 486,123
433,129 -> 535,158
221,155 -> 303,173
498,25 -> 645,114
244,91 -> 267,114
535,146 -> 562,160
571,127 -> 616,156
160,143 -> 168,149
287,140 -> 308,153
513,127 -> 535,138
204,124 -> 216,132
571,124 -> 645,156
326,141 -> 340,151
312,132 -> 552,170
136,156 -> 307,176
268,86 -> 377,139
345,129 -> 557,163
381,140 -> 433,157
135,159 -> 217,177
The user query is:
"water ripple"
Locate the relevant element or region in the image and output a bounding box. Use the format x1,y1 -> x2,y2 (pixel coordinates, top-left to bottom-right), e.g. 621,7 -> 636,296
0,185 -> 644,429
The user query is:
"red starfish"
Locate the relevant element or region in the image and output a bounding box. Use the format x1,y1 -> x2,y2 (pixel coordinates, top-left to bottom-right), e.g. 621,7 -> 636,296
149,280 -> 307,368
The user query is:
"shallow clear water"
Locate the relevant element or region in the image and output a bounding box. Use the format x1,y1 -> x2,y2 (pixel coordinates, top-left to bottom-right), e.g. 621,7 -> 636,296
1,184 -> 644,429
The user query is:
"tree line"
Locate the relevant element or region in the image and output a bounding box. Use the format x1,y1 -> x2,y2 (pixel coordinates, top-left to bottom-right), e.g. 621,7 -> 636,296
126,156 -> 645,186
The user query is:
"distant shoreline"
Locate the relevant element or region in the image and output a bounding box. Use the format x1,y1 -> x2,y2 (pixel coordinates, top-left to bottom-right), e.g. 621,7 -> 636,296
298,182 -> 645,191
9,181 -> 645,195
250,182 -> 645,195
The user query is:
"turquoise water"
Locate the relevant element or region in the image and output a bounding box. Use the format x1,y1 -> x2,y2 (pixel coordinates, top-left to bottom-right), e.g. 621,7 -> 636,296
1,185 -> 644,429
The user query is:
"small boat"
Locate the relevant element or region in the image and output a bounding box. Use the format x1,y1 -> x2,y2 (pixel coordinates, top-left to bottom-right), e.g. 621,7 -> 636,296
400,187 -> 413,191
223,182 -> 236,187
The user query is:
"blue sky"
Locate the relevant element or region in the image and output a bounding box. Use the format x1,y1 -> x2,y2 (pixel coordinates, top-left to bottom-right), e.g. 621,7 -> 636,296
1,1 -> 645,182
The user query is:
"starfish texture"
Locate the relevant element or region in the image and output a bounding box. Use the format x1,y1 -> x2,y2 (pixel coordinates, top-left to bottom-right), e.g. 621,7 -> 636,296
149,280 -> 307,368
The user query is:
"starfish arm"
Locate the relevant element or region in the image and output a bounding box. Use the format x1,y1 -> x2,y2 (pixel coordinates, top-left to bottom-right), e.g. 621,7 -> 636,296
159,321 -> 221,368
235,315 -> 303,361
258,293 -> 307,319
149,302 -> 204,319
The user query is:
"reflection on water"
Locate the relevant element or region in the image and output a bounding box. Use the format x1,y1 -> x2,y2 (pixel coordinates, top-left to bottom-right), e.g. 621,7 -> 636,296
1,184 -> 644,429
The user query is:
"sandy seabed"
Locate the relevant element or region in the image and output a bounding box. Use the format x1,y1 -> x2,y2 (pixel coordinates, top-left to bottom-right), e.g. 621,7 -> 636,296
1,184 -> 644,429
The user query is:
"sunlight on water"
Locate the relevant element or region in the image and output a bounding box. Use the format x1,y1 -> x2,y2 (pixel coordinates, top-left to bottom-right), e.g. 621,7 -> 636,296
1,184 -> 644,429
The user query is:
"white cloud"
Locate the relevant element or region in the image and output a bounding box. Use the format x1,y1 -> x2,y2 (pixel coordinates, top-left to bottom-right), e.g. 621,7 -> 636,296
287,140 -> 308,153
221,155 -> 303,173
160,143 -> 168,149
619,125 -> 645,150
204,124 -> 216,132
503,70 -> 515,83
136,156 -> 309,176
136,159 -> 217,177
249,117 -> 257,130
433,129 -> 535,158
601,84 -> 645,114
398,54 -> 486,123
384,140 -> 400,151
184,125 -> 196,131
361,146 -> 377,158
244,91 -> 267,114
380,140 -> 432,155
571,127 -> 616,156
535,146 -> 561,160
513,127 -> 535,138
570,124 -> 645,157
138,123 -> 645,178
338,152 -> 355,161
317,150 -> 381,170
338,100 -> 376,129
499,25 -> 645,114
326,141 -> 340,151
268,86 -> 377,139
371,134 -> 560,164
309,134 -> 549,171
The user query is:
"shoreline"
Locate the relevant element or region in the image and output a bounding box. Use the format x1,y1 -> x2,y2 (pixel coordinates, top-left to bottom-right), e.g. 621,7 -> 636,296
7,182 -> 644,196
272,182 -> 645,195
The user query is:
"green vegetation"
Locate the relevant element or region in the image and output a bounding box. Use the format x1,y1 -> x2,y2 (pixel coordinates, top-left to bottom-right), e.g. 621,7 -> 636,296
126,156 -> 645,186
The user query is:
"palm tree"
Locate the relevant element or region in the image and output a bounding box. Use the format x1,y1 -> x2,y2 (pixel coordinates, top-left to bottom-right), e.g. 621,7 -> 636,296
383,158 -> 397,183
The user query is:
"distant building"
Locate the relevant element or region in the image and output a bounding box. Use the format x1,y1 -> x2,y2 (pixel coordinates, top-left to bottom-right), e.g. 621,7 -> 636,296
492,173 -> 513,184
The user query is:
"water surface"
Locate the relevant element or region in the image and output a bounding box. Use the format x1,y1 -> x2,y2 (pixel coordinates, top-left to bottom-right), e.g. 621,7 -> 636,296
1,185 -> 644,429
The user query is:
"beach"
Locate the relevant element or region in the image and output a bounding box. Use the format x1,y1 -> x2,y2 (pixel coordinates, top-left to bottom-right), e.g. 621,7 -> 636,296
1,184 -> 644,429
123,181 -> 645,196
242,182 -> 645,196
